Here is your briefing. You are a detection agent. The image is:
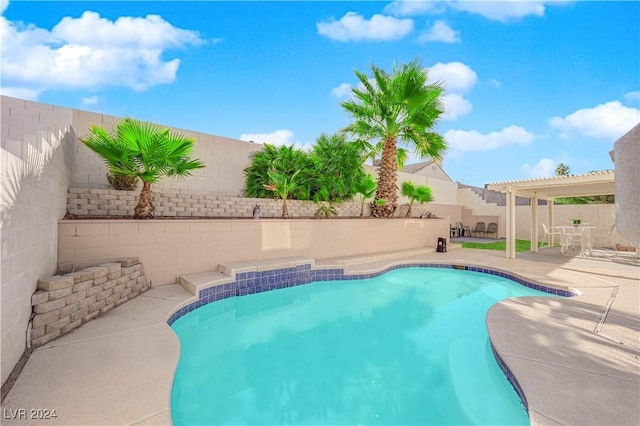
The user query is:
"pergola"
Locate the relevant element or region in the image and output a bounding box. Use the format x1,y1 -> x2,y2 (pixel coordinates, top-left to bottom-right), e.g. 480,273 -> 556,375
486,170 -> 615,258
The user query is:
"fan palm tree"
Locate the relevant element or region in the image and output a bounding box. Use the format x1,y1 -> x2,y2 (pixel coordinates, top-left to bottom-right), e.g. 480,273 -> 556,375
81,118 -> 205,218
353,174 -> 377,217
401,181 -> 433,217
264,169 -> 301,218
555,163 -> 570,176
354,139 -> 409,170
342,59 -> 446,218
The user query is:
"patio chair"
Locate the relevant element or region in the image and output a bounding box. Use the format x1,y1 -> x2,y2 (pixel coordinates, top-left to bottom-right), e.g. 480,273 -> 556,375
457,222 -> 471,237
471,222 -> 486,238
541,223 -> 563,250
450,224 -> 459,238
485,222 -> 498,239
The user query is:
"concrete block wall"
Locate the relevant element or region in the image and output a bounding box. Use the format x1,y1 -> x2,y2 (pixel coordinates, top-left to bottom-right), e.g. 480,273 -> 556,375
66,187 -> 461,219
30,258 -> 149,348
1,96 -> 75,385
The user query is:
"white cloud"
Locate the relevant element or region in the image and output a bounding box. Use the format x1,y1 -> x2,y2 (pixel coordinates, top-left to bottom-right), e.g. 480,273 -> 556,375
239,129 -> 313,151
624,90 -> 640,103
82,96 -> 99,105
487,79 -> 501,89
451,1 -> 546,22
428,61 -> 477,93
444,125 -> 534,152
331,83 -> 353,98
550,101 -> 640,140
386,0 -> 565,21
0,11 -> 203,99
1,0 -> 8,15
441,93 -> 472,120
384,1 -> 444,17
52,11 -> 202,48
0,86 -> 41,100
522,158 -> 557,178
317,12 -> 413,42
418,20 -> 460,43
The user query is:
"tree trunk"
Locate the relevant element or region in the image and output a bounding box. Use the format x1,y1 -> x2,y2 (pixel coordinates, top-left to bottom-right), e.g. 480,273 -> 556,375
360,198 -> 365,217
134,181 -> 155,219
406,202 -> 413,218
372,137 -> 398,218
282,198 -> 289,219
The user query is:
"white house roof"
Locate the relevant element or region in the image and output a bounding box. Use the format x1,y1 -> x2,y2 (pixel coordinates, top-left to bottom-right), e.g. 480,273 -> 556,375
486,170 -> 615,199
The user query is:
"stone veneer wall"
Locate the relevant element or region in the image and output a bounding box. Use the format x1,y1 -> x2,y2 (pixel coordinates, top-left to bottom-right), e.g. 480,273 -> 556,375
66,187 -> 446,218
30,258 -> 149,348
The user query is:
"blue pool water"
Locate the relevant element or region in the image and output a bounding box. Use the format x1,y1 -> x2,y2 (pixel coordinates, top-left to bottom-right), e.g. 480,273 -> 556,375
171,267 -> 552,425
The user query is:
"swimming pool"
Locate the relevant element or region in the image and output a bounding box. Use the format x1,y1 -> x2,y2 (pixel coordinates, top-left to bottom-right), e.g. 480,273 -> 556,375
171,266 -> 556,425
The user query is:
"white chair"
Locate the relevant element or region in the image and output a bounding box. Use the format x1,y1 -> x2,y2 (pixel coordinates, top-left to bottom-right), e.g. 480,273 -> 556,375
541,223 -> 562,248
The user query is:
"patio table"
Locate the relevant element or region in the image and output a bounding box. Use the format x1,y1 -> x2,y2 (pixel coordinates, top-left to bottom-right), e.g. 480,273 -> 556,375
558,226 -> 596,257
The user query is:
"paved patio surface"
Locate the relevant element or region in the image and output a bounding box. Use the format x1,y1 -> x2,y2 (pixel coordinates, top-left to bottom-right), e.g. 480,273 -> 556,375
1,247 -> 638,425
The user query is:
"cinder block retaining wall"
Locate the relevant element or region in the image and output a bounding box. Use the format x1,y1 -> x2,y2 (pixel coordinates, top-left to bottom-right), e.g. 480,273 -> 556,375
30,258 -> 149,348
66,187 -> 442,218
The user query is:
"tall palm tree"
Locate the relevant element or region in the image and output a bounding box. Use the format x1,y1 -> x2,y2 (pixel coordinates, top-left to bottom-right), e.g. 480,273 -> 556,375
81,118 -> 205,218
354,139 -> 409,170
342,59 -> 446,218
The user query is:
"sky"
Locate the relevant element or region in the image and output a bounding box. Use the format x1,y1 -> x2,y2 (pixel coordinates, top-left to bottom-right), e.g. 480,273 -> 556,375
1,0 -> 639,187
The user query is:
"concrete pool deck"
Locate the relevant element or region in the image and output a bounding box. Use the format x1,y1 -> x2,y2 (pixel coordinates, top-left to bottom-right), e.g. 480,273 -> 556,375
2,247 -> 639,425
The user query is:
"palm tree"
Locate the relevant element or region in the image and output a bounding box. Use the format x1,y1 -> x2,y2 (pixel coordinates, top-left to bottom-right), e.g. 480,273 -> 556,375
354,139 -> 409,170
353,174 -> 377,217
244,144 -> 313,200
401,181 -> 433,217
81,118 -> 204,219
342,59 -> 446,218
311,133 -> 365,203
264,169 -> 301,218
555,163 -> 570,176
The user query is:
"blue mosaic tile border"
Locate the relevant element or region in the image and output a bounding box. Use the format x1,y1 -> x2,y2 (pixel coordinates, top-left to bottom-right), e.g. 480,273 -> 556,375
490,341 -> 528,411
167,262 -> 578,325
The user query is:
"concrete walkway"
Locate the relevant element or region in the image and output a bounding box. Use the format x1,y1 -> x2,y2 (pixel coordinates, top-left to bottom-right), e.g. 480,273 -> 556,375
2,248 -> 639,425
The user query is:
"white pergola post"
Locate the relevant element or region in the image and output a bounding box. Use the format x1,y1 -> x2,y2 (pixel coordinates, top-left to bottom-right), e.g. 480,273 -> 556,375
505,188 -> 517,259
531,193 -> 539,252
548,199 -> 555,247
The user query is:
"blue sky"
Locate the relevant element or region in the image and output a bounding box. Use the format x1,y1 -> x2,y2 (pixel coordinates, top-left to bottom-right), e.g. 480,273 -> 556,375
1,0 -> 639,186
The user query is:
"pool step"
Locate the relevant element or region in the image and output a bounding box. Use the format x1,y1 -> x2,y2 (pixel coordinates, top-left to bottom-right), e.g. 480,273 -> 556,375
179,245 -> 463,296
179,256 -> 315,296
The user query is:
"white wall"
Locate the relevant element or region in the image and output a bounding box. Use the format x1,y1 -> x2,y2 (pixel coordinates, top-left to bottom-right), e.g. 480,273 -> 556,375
365,165 -> 458,206
614,124 -> 639,247
58,218 -> 449,288
515,203 -> 625,247
426,177 -> 458,205
1,97 -> 75,384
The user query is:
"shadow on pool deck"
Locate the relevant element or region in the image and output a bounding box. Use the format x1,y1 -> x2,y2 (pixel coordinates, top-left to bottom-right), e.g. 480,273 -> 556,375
1,248 -> 638,425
